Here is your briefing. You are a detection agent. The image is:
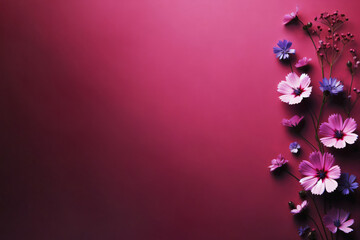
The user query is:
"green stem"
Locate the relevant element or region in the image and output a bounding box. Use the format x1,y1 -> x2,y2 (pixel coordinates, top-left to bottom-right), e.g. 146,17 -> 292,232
299,134 -> 318,151
320,56 -> 325,79
285,170 -> 300,181
329,63 -> 333,78
349,73 -> 354,97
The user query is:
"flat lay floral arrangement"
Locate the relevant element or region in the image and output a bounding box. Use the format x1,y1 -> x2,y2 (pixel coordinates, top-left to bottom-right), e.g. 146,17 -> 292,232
270,8 -> 360,240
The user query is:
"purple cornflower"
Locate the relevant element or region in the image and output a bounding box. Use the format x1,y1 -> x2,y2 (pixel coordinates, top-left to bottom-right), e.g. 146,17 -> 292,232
289,142 -> 301,154
338,173 -> 359,195
273,40 -> 295,60
298,225 -> 310,237
319,78 -> 344,95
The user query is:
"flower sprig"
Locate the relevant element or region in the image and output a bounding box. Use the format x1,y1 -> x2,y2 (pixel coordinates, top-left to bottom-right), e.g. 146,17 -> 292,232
270,7 -> 359,240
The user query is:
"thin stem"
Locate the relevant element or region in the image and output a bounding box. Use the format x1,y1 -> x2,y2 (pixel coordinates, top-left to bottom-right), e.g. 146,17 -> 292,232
298,19 -> 317,51
310,195 -> 329,240
348,94 -> 360,117
299,134 -> 318,151
285,170 -> 300,181
320,56 -> 325,79
309,216 -> 325,240
316,95 -> 327,153
349,73 -> 354,97
329,63 -> 333,78
289,60 -> 293,72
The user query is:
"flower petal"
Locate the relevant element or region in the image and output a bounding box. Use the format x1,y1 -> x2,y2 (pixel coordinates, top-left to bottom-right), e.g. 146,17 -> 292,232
342,118 -> 357,133
311,179 -> 325,195
300,176 -> 318,191
325,178 -> 338,193
327,165 -> 341,179
328,114 -> 343,130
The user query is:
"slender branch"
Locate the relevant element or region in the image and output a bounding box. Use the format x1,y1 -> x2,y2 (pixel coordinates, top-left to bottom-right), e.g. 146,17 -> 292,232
285,170 -> 300,181
299,134 -> 318,151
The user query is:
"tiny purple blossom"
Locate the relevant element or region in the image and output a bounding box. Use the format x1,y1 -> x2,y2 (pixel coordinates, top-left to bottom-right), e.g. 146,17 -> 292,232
319,78 -> 344,95
298,226 -> 310,236
289,142 -> 301,154
273,40 -> 296,60
338,173 -> 359,195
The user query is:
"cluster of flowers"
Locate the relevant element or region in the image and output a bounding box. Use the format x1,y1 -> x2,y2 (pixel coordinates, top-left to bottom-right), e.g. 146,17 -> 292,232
270,8 -> 359,240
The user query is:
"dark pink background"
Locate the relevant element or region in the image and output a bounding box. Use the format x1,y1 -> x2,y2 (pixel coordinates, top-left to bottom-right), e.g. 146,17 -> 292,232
1,0 -> 360,239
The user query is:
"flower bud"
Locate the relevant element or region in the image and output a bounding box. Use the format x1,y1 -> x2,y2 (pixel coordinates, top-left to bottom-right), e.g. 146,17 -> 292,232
299,190 -> 307,199
308,230 -> 316,240
347,61 -> 352,68
288,201 -> 296,210
307,22 -> 312,28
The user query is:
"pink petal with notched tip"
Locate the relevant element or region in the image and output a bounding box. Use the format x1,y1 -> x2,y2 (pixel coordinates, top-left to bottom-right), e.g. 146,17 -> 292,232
286,72 -> 300,88
300,176 -> 318,190
279,94 -> 294,104
342,118 -> 357,133
323,152 -> 335,171
289,95 -> 303,105
320,137 -> 336,147
328,114 -> 343,130
319,122 -> 335,136
327,165 -> 341,179
277,81 -> 293,95
299,160 -> 317,176
309,152 -> 323,169
344,133 -> 358,144
311,179 -> 325,195
301,87 -> 312,98
299,74 -> 311,88
334,139 -> 346,149
324,178 -> 338,193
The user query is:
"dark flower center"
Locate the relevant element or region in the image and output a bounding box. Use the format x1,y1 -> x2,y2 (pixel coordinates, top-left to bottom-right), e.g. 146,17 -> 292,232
317,170 -> 327,180
294,88 -> 303,96
334,130 -> 344,139
334,219 -> 341,228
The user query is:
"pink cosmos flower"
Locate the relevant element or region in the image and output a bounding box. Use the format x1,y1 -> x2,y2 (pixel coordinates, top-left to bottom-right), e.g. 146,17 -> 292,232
290,200 -> 308,215
323,209 -> 354,234
299,152 -> 341,195
278,72 -> 312,105
269,154 -> 288,172
295,57 -> 312,68
283,7 -> 299,25
319,114 -> 358,149
282,115 -> 304,127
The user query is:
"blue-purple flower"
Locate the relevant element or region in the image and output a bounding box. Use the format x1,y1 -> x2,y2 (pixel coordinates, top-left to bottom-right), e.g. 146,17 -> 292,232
289,142 -> 301,154
338,173 -> 359,195
273,40 -> 295,60
298,225 -> 310,237
319,78 -> 344,95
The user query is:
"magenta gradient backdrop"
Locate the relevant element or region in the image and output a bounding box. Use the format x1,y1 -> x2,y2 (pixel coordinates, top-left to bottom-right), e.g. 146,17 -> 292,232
1,0 -> 360,239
